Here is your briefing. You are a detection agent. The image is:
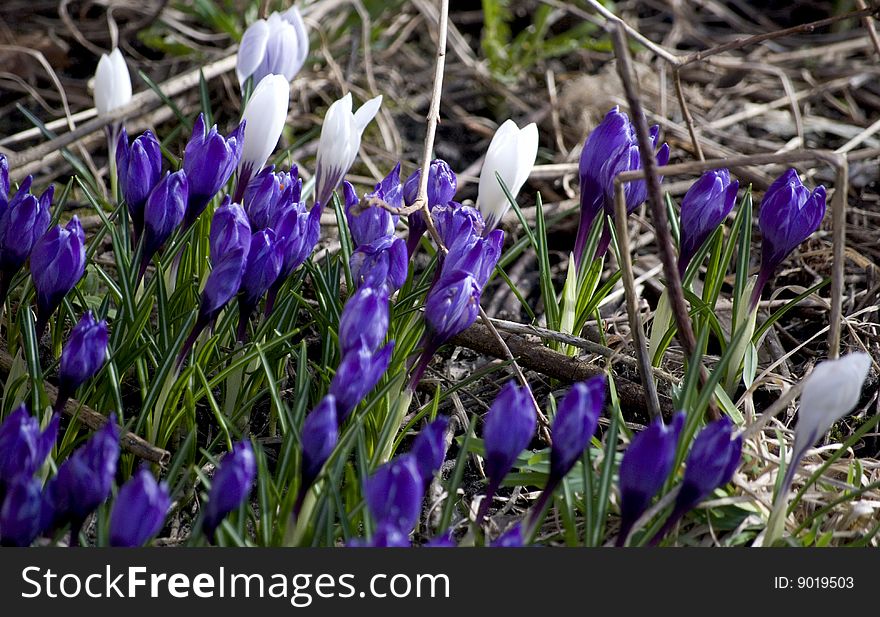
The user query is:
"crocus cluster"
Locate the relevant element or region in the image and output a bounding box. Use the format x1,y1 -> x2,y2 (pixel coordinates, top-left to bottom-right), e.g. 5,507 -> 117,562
574,106 -> 670,264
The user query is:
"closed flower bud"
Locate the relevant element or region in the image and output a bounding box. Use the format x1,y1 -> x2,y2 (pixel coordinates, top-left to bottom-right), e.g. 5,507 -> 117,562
678,169 -> 739,275
116,128 -> 162,236
432,202 -> 485,247
58,311 -> 109,406
673,417 -> 742,516
483,382 -> 536,492
477,119 -> 538,232
47,416 -> 119,533
364,454 -> 424,533
314,93 -> 382,207
550,375 -> 606,484
424,270 -> 481,347
210,199 -> 252,263
238,75 -> 290,193
443,228 -> 503,288
0,176 -> 52,278
199,248 -> 248,323
237,229 -> 283,339
330,340 -> 395,423
403,159 -> 457,209
617,411 -> 684,545
266,201 -> 321,316
202,441 -> 256,540
109,468 -> 170,547
300,395 -> 338,491
0,476 -> 44,547
349,235 -> 407,292
31,216 -> 86,337
183,114 -> 244,226
244,166 -> 294,230
410,417 -> 449,482
93,49 -> 132,116
338,284 -> 389,355
140,170 -> 188,278
0,404 -> 58,491
345,166 -> 400,247
236,6 -> 309,87
753,168 -> 826,309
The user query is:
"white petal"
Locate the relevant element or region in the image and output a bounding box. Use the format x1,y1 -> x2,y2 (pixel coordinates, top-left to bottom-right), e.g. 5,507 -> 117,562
94,53 -> 114,116
512,122 -> 539,193
94,49 -> 131,116
240,74 -> 290,172
236,19 -> 270,86
793,352 -> 871,461
352,95 -> 382,134
109,49 -> 132,109
477,119 -> 527,227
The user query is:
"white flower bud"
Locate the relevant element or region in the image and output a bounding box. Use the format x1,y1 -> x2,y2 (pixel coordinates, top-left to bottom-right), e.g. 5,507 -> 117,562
239,74 -> 290,179
94,48 -> 132,116
477,119 -> 538,231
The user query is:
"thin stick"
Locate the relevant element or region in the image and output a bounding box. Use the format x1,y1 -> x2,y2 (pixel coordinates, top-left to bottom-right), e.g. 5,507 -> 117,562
672,68 -> 704,161
856,0 -> 880,59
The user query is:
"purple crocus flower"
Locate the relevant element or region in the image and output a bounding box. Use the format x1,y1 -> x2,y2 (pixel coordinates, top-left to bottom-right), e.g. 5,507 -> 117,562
0,176 -> 52,281
329,340 -> 395,423
209,198 -> 253,264
237,229 -> 283,340
30,216 -> 86,338
403,160 -> 457,256
410,417 -> 449,482
244,166 -> 298,230
424,270 -> 481,347
202,441 -> 256,541
139,170 -> 188,281
432,202 -> 484,248
550,375 -> 606,483
109,468 -> 171,547
616,411 -> 685,546
0,475 -> 44,547
338,284 -> 389,355
364,454 -> 424,533
56,311 -> 109,413
678,169 -> 739,275
349,235 -> 407,292
297,395 -> 338,515
46,416 -> 119,542
344,179 -> 397,249
116,128 -> 162,239
0,404 -> 58,494
752,168 -> 826,309
182,113 -> 244,227
265,201 -> 321,316
444,228 -> 504,288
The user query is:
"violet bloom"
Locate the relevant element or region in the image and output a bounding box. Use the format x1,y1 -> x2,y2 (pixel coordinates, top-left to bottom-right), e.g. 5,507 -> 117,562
297,395 -> 338,514
477,382 -> 536,525
237,229 -> 283,341
0,404 -> 58,495
265,201 -> 321,316
329,340 -> 395,423
140,170 -> 188,281
616,411 -> 684,546
209,198 -> 252,265
410,417 -> 449,482
56,311 -> 109,413
202,441 -> 256,541
30,216 -> 86,338
116,128 -> 162,239
678,169 -> 739,275
550,376 -> 606,483
344,173 -> 399,248
432,202 -> 485,248
0,476 -> 43,547
46,416 -> 119,542
338,284 -> 389,355
349,235 -> 408,292
182,113 -> 244,227
0,176 -> 52,292
444,228 -> 504,288
403,159 -> 457,257
752,168 -> 826,309
424,271 -> 481,346
364,454 -> 424,534
109,468 -> 171,547
244,166 -> 298,230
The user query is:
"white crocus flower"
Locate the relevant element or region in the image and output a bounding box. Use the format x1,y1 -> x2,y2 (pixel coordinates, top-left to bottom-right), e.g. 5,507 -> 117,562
238,74 -> 290,189
94,48 -> 132,116
763,352 -> 871,545
476,119 -> 538,232
314,93 -> 382,207
236,6 -> 309,88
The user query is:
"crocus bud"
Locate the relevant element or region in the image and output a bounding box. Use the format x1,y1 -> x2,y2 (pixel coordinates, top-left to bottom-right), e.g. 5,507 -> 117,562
300,395 -> 338,491
433,202 -> 485,247
338,284 -> 389,355
345,166 -> 401,247
266,202 -> 321,316
244,166 -> 294,230
31,216 -> 86,337
183,114 -> 244,226
0,177 -> 52,278
483,382 -> 536,492
349,235 -> 408,292
0,476 -> 43,547
752,169 -> 826,309
330,340 -> 395,423
237,229 -> 283,340
140,170 -> 188,279
673,417 -> 741,517
424,271 -> 481,347
364,454 -> 424,533
678,169 -> 739,275
410,417 -> 449,482
57,311 -> 109,410
109,468 -> 171,547
403,159 -> 458,209
236,6 -> 309,87
210,199 -> 252,263
476,119 -> 538,232
202,441 -> 256,541
0,405 -> 58,492
443,228 -> 503,288
116,128 -> 162,237
314,93 -> 382,207
550,375 -> 606,483
237,74 -> 290,195
93,49 -> 132,116
617,411 -> 684,545
47,416 -> 119,536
